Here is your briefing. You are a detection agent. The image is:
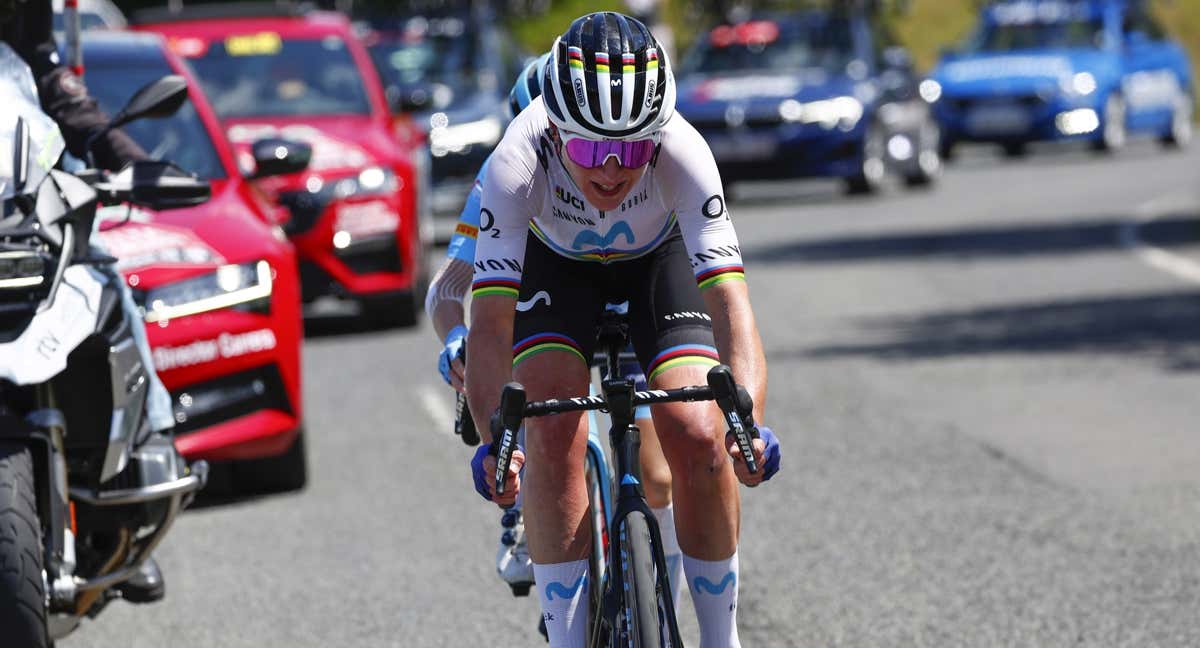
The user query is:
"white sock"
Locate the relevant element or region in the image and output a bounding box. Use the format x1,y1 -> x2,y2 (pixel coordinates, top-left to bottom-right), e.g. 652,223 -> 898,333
652,505 -> 684,608
534,559 -> 589,648
682,551 -> 742,648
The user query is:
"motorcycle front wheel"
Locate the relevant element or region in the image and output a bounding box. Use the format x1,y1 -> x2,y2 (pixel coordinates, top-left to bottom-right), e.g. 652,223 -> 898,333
0,441 -> 50,648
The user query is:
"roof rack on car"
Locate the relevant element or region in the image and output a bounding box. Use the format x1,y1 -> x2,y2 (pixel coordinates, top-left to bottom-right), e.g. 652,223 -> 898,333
129,1 -> 316,25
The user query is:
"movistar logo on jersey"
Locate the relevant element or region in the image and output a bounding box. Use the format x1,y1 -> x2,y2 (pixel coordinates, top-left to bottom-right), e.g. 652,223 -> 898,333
572,221 -> 634,250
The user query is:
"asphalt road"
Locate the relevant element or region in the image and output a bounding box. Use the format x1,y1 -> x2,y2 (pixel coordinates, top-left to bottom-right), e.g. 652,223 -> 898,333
77,139 -> 1200,647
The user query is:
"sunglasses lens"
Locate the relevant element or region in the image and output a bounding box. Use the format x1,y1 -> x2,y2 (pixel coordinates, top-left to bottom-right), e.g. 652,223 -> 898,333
564,138 -> 655,169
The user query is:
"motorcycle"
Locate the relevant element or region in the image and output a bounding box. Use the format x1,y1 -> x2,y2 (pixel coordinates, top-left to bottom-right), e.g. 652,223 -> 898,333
0,43 -> 209,646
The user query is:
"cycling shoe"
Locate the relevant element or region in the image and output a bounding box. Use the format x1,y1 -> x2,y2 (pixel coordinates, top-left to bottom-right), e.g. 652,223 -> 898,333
497,507 -> 534,596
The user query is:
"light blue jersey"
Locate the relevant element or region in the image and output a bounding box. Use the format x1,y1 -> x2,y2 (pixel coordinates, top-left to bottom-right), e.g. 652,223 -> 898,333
444,160 -> 488,265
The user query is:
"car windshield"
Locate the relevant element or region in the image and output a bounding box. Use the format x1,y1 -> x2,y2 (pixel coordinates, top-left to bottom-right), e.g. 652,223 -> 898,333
678,18 -> 855,75
85,54 -> 226,180
186,34 -> 371,118
367,19 -> 478,97
968,19 -> 1104,51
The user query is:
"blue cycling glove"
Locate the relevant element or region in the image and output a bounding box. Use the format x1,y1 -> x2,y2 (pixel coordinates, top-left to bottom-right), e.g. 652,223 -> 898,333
438,324 -> 468,386
757,426 -> 781,482
470,441 -> 525,502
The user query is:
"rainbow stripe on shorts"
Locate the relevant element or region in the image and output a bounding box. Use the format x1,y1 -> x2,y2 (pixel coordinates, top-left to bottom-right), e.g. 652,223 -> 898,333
646,344 -> 720,382
512,333 -> 587,368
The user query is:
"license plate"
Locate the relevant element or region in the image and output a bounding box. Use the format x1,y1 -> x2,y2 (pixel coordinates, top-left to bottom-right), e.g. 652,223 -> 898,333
705,132 -> 778,162
965,104 -> 1031,136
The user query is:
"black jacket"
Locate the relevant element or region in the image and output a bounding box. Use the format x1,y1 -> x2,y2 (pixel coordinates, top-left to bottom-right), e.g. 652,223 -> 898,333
1,0 -> 145,171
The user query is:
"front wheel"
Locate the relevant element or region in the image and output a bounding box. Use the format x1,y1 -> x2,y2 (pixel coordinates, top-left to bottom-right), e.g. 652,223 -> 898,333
0,442 -> 49,648
1159,90 -> 1193,149
843,122 -> 887,195
617,512 -> 665,648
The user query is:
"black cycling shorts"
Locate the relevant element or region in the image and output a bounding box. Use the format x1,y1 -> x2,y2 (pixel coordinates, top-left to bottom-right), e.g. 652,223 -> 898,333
512,228 -> 718,384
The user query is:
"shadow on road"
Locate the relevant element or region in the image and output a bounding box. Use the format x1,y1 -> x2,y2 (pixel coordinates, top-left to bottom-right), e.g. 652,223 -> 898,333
791,290 -> 1200,371
745,212 -> 1200,265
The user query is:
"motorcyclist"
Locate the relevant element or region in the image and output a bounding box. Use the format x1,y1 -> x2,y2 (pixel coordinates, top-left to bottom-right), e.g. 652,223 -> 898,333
0,0 -> 146,171
2,0 -> 174,604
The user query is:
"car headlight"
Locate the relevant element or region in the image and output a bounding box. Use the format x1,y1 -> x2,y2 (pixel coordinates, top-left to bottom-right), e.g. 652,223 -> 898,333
1061,72 -> 1097,97
919,79 -> 943,103
143,260 -> 273,323
331,166 -> 399,200
0,251 -> 47,289
779,96 -> 864,130
429,116 -> 503,157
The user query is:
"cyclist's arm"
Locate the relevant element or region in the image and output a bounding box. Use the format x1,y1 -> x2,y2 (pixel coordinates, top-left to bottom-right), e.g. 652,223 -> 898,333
464,130 -> 538,442
702,282 -> 767,423
425,168 -> 486,341
661,115 -> 768,420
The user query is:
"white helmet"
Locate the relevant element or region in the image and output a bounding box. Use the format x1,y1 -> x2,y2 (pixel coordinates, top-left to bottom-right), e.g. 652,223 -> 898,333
542,12 -> 676,140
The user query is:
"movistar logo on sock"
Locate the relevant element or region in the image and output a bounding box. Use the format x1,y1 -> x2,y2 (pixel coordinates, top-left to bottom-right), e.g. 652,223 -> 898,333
693,571 -> 736,595
543,573 -> 588,600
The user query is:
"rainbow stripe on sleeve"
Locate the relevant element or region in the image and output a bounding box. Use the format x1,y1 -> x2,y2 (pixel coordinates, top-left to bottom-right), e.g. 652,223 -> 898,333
646,344 -> 720,382
512,333 -> 587,368
471,279 -> 520,299
696,264 -> 745,290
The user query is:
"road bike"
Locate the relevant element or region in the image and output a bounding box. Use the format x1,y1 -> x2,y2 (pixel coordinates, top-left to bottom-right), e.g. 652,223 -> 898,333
491,308 -> 762,647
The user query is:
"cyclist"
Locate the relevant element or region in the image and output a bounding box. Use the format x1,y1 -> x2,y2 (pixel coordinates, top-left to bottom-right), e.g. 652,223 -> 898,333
426,53 -> 686,606
466,12 -> 781,648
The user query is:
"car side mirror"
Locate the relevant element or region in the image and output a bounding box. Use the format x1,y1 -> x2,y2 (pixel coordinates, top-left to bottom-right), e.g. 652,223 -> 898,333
248,138 -> 311,179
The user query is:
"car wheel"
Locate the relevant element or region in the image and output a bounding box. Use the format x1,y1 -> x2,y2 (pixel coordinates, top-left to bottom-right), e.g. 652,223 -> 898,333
844,122 -> 886,195
904,120 -> 942,188
1159,90 -> 1193,149
235,429 -> 307,493
1092,93 -> 1127,153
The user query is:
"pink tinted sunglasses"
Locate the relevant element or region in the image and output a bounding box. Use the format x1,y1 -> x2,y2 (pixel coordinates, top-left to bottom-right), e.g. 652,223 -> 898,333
561,131 -> 658,169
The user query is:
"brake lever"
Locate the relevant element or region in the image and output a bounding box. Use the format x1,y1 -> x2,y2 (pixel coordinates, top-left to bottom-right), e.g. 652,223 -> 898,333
452,346 -> 479,446
706,365 -> 758,474
493,382 -> 526,497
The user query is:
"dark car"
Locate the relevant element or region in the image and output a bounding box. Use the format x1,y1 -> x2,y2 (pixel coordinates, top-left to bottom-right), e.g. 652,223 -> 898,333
674,11 -> 942,194
928,0 -> 1193,157
359,8 -> 524,238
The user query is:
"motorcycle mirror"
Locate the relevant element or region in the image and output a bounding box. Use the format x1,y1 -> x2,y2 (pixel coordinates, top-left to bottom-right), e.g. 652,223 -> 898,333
111,75 -> 190,128
248,138 -> 312,179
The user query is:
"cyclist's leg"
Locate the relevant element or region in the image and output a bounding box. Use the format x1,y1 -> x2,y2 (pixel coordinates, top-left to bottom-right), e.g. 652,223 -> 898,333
625,232 -> 743,648
512,236 -> 605,648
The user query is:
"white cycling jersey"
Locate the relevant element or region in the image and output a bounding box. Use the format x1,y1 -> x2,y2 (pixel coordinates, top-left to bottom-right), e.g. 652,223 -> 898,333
470,97 -> 745,299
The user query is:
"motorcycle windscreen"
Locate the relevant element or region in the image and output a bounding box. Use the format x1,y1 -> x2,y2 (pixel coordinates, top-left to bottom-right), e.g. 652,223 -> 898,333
0,43 -> 65,203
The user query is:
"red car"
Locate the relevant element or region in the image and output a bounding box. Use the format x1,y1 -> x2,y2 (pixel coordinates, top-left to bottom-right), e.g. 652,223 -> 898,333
133,5 -> 430,325
84,31 -> 309,490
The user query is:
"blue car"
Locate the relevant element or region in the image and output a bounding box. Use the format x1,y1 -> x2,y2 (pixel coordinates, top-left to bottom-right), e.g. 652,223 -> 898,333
674,11 -> 942,195
928,0 -> 1193,157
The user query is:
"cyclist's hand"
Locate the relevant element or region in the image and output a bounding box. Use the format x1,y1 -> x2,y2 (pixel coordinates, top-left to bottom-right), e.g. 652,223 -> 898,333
470,442 -> 524,507
438,325 -> 468,393
727,426 -> 780,487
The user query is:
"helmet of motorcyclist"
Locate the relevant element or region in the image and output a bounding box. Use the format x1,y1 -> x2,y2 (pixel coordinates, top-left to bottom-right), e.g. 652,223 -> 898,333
0,0 -> 27,23
507,52 -> 550,118
542,11 -> 675,141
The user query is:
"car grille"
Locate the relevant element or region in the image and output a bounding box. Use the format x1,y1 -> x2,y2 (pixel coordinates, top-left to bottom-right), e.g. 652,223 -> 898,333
951,94 -> 1046,112
335,236 -> 402,275
171,365 -> 292,435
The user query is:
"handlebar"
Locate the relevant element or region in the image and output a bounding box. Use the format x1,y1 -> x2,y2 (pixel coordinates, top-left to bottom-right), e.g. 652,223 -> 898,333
491,364 -> 760,496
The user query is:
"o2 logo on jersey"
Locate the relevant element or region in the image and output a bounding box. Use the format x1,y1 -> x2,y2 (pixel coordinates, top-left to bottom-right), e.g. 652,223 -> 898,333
702,195 -> 726,220
479,208 -> 501,238
574,78 -> 586,106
